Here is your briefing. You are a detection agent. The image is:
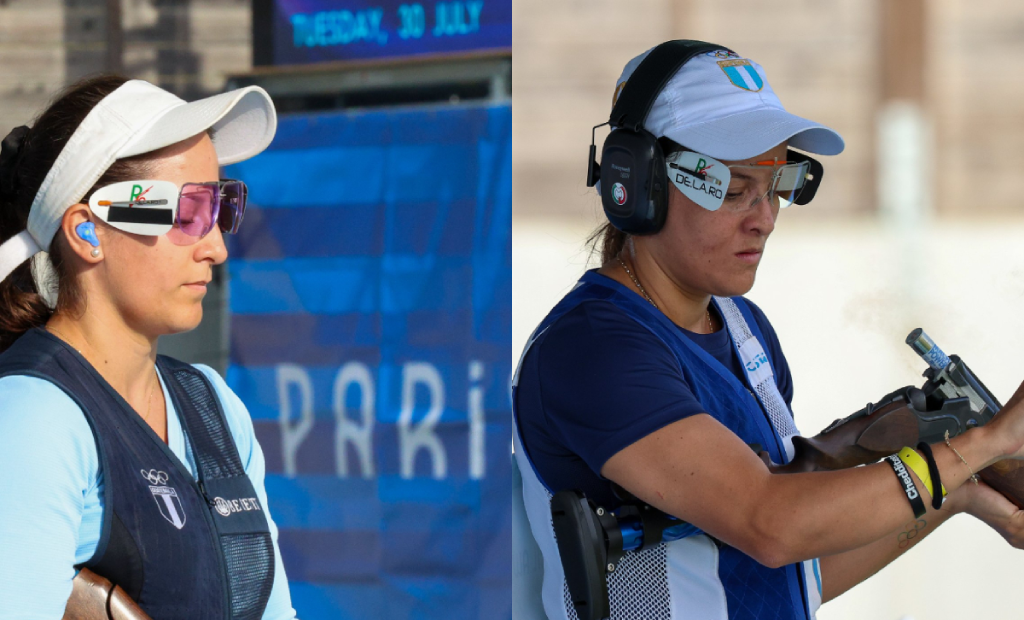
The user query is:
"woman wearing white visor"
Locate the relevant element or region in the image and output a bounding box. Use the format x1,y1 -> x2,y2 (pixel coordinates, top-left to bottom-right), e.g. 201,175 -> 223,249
0,76 -> 297,619
513,41 -> 1024,619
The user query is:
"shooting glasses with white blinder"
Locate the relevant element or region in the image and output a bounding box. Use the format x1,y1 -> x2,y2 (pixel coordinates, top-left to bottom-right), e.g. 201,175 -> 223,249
89,179 -> 247,246
665,148 -> 823,213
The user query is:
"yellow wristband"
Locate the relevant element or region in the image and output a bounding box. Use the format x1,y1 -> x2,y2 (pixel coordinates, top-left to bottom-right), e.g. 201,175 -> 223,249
898,447 -> 947,499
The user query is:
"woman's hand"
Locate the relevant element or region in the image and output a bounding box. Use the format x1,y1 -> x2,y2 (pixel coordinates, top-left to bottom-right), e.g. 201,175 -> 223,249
981,377 -> 1024,461
950,479 -> 1024,549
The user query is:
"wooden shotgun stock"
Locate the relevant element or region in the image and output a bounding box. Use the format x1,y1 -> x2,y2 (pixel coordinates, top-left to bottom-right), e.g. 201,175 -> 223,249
768,389 -> 1024,507
62,568 -> 151,620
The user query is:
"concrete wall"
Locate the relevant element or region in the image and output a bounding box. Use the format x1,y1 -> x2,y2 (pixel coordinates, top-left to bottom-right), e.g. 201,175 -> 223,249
0,0 -> 66,126
0,0 -> 251,128
931,1 -> 1024,215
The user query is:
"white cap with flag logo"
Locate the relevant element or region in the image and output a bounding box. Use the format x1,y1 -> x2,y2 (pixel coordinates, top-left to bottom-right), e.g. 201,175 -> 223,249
613,47 -> 845,160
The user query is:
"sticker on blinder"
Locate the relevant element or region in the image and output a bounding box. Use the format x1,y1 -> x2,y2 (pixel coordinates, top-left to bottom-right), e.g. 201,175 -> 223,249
89,180 -> 178,236
665,151 -> 731,212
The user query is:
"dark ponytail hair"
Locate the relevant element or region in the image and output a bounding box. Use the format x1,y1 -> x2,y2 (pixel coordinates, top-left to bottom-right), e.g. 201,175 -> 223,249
0,75 -> 155,352
587,136 -> 687,267
587,222 -> 628,267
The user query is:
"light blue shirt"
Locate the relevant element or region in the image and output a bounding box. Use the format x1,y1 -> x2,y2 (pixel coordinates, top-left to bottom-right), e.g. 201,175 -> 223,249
0,364 -> 298,620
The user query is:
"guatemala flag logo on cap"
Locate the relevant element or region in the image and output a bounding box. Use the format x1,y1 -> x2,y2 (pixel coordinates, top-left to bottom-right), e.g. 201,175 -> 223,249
717,59 -> 764,92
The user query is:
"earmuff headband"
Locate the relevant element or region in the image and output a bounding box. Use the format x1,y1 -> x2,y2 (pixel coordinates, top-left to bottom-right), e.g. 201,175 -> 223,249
588,40 -> 733,191
609,40 -> 734,131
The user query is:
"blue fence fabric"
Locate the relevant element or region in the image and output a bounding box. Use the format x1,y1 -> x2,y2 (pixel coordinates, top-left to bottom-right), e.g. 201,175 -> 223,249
223,102 -> 512,619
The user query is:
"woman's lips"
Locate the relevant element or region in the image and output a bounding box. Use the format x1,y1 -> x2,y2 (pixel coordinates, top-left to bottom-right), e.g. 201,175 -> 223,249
736,250 -> 762,264
183,281 -> 209,291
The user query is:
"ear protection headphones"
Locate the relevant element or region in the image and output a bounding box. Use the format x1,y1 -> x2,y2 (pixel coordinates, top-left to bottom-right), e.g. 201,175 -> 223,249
586,40 -> 727,235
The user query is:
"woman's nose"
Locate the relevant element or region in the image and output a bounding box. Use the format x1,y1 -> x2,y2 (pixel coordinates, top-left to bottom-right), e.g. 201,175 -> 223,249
197,226 -> 228,264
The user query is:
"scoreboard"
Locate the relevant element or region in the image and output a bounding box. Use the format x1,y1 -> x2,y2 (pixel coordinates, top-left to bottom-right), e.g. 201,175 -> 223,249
265,0 -> 512,66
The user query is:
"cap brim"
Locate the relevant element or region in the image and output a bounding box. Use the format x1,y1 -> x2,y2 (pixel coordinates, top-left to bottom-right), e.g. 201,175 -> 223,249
116,86 -> 277,166
662,108 -> 845,161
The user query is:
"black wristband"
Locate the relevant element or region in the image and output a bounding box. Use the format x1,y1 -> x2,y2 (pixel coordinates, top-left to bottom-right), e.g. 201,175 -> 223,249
916,442 -> 944,510
886,454 -> 927,518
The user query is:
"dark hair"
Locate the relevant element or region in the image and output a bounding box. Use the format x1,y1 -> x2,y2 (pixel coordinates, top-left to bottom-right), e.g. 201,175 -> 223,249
588,136 -> 687,266
587,222 -> 628,267
0,75 -> 154,352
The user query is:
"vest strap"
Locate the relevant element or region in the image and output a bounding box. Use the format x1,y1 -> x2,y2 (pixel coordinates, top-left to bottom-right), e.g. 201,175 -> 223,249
715,297 -> 798,461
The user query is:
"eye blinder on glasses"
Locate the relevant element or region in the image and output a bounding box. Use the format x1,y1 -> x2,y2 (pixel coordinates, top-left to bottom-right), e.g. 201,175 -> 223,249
666,149 -> 823,212
89,179 -> 248,243
781,149 -> 823,206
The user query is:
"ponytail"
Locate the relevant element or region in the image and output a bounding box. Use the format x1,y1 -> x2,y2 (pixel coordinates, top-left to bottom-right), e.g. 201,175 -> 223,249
0,262 -> 51,351
587,222 -> 629,268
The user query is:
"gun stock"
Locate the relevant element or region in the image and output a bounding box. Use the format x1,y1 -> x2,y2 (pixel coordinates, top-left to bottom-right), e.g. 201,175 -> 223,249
62,568 -> 152,620
777,386 -> 1024,509
980,459 -> 1024,507
771,387 -> 923,474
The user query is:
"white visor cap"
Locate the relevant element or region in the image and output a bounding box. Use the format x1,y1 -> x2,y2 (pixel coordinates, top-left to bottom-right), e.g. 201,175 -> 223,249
118,82 -> 277,165
614,48 -> 845,160
0,79 -> 276,288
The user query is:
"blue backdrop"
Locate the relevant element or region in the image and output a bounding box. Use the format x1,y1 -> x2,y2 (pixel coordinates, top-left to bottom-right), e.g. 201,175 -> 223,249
223,102 -> 512,619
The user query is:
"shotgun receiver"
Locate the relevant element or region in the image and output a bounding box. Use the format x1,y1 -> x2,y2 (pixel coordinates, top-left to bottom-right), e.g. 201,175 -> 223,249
903,328 -> 1024,507
551,327 -> 1022,620
773,328 -> 1000,474
62,568 -> 152,620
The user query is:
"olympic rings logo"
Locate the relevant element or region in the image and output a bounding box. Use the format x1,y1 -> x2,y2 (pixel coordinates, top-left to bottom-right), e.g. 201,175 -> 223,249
897,519 -> 927,549
141,469 -> 169,486
705,50 -> 740,60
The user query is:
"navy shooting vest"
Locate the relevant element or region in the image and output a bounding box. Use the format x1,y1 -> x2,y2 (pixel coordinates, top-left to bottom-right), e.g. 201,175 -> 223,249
512,271 -> 821,620
0,328 -> 274,620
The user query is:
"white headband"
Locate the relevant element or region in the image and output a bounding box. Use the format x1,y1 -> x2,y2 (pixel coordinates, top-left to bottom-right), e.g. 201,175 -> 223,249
0,79 -> 277,295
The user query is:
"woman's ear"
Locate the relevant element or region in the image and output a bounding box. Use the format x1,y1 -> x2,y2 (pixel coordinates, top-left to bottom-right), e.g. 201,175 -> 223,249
60,204 -> 104,263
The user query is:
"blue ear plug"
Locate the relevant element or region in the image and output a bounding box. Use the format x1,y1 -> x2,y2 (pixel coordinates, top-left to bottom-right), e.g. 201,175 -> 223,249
75,222 -> 100,247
